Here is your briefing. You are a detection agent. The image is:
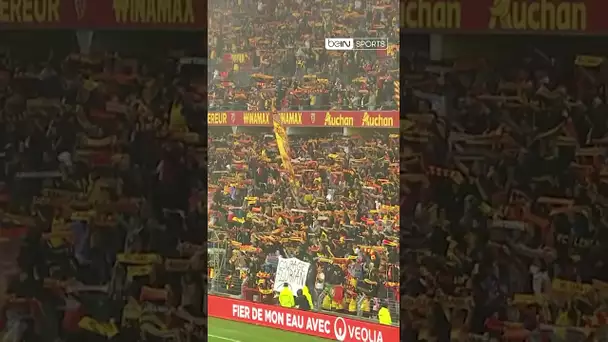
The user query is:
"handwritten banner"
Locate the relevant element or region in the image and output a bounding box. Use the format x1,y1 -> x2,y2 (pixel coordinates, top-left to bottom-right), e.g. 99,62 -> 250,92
273,257 -> 310,293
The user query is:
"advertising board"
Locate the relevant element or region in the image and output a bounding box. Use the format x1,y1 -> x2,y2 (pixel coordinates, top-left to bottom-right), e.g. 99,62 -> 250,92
207,111 -> 400,128
0,0 -> 205,28
208,295 -> 399,342
401,0 -> 608,34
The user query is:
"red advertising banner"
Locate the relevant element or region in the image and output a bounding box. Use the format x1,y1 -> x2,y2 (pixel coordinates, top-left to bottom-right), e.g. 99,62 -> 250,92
208,111 -> 400,128
0,0 -> 205,29
208,295 -> 398,342
401,0 -> 608,34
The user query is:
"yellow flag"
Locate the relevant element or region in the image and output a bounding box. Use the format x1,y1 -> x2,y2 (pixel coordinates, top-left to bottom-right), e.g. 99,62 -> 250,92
232,217 -> 245,224
117,253 -> 162,265
127,265 -> 154,278
575,55 -> 604,67
273,114 -> 297,181
121,298 -> 142,324
169,103 -> 187,131
79,317 -> 118,338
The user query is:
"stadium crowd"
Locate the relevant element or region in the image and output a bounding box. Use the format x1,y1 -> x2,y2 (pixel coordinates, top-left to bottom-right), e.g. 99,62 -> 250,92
0,31 -> 207,342
208,131 -> 400,318
208,0 -> 399,112
402,41 -> 608,341
207,0 -> 400,326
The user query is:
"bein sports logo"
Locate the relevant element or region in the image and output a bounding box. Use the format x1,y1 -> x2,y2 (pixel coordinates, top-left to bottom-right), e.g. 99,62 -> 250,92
334,317 -> 347,342
325,38 -> 388,51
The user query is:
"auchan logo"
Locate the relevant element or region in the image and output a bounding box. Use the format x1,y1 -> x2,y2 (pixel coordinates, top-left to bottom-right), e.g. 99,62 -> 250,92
362,113 -> 395,127
401,0 -> 461,29
324,113 -> 355,127
489,0 -> 587,31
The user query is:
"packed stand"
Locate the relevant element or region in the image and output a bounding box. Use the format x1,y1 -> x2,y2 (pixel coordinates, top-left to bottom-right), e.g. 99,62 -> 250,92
208,0 -> 399,111
402,48 -> 608,341
208,130 -> 400,322
0,34 -> 207,342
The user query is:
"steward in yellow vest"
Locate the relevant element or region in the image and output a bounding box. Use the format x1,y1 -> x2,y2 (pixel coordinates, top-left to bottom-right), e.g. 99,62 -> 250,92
378,305 -> 392,325
278,283 -> 295,308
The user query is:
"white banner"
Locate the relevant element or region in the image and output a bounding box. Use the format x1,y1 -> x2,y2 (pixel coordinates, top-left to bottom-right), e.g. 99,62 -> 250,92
273,257 -> 310,293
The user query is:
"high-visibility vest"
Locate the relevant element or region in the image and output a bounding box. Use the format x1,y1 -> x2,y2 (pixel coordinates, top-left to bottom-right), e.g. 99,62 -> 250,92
278,288 -> 295,308
302,286 -> 314,309
378,307 -> 392,325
